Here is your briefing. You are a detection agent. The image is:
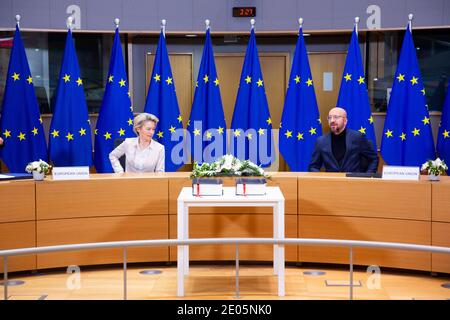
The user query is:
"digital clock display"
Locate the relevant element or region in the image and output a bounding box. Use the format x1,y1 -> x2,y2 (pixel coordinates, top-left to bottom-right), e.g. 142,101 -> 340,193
232,7 -> 256,17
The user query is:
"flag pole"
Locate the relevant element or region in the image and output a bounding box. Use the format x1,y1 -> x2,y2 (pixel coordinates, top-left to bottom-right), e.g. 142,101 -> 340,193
161,19 -> 166,38
298,17 -> 303,29
250,18 -> 255,30
66,15 -> 74,30
408,13 -> 413,33
354,16 -> 359,35
15,14 -> 20,28
205,19 -> 210,31
114,18 -> 120,29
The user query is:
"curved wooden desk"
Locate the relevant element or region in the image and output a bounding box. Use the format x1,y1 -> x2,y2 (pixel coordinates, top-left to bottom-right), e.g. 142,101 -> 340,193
1,173 -> 448,274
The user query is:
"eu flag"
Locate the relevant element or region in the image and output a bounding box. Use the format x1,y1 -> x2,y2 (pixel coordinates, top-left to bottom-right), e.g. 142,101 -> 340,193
337,27 -> 377,150
94,26 -> 135,173
49,29 -> 92,166
230,28 -> 274,167
437,87 -> 450,173
188,27 -> 227,164
144,31 -> 184,171
0,24 -> 47,172
279,26 -> 322,171
380,25 -> 435,166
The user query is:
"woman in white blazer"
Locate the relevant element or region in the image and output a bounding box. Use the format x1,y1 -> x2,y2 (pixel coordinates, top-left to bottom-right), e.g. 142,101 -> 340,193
109,113 -> 165,173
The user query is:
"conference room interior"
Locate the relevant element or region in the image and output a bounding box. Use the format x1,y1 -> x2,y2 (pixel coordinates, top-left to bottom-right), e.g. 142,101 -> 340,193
1,1 -> 450,301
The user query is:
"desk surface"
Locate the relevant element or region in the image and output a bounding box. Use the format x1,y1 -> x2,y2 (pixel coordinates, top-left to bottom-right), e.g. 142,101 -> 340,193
178,186 -> 285,204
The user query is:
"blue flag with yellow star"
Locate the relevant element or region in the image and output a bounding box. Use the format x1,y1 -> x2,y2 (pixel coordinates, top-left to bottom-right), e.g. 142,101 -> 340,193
144,31 -> 184,171
437,87 -> 450,173
94,27 -> 135,173
337,27 -> 377,150
0,24 -> 48,172
279,26 -> 322,171
380,25 -> 435,166
49,29 -> 92,166
230,28 -> 274,167
188,28 -> 227,164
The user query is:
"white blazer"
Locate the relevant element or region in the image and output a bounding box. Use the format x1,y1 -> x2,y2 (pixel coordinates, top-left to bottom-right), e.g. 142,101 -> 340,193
109,137 -> 165,173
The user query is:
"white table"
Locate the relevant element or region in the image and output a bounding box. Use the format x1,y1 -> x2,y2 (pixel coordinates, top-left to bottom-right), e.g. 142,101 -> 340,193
177,186 -> 285,297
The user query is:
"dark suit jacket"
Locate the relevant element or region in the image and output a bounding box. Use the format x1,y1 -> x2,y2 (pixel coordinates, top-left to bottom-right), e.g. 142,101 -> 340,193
309,129 -> 378,173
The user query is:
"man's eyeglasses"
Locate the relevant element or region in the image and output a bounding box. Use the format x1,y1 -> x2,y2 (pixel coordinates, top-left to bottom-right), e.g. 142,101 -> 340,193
327,115 -> 345,121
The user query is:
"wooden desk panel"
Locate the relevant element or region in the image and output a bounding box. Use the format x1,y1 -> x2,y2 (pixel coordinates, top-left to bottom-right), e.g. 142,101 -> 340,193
36,178 -> 168,220
0,221 -> 36,272
0,180 -> 35,223
432,182 -> 450,223
432,222 -> 450,273
298,215 -> 431,271
168,175 -> 297,215
169,214 -> 297,262
37,216 -> 169,269
298,177 -> 431,221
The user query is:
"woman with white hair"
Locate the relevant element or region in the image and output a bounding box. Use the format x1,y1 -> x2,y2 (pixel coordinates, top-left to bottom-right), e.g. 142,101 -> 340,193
109,113 -> 165,172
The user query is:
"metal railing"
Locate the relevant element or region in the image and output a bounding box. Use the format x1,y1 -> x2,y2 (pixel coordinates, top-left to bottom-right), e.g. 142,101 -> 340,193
1,238 -> 450,300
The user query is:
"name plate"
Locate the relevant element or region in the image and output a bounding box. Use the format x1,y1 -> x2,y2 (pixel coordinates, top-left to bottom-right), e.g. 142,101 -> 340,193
382,165 -> 420,181
52,166 -> 90,180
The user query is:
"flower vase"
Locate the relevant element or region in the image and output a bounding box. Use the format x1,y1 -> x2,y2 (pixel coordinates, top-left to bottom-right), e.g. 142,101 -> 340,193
428,173 -> 440,182
33,171 -> 45,181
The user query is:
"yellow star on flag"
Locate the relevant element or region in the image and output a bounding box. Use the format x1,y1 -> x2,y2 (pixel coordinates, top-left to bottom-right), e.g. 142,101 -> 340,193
285,130 -> 292,138
169,126 -> 176,134
256,79 -> 263,87
217,127 -> 224,134
385,130 -> 393,138
166,77 -> 173,85
397,74 -> 405,82
51,129 -> 59,138
421,88 -> 426,95
412,128 -> 420,136
309,127 -> 317,135
119,79 -> 126,87
177,115 -> 183,123
12,72 -> 20,81
443,130 -> 450,138
66,132 -> 74,141
76,77 -> 83,86
94,129 -> 98,135
344,73 -> 352,82
203,75 -> 209,83
3,129 -> 11,138
421,116 -> 430,125
247,132 -> 253,140
266,118 -> 272,125
368,116 -> 374,124
258,128 -> 265,135
153,74 -> 160,82
39,116 -> 43,124
410,76 -> 418,85
233,129 -> 241,137
103,132 -> 111,140
118,128 -> 125,136
27,76 -> 33,84
357,76 -> 365,84
108,75 -> 114,82
245,76 -> 251,84
306,78 -> 313,86
358,127 -> 366,134
32,127 -> 38,135
297,132 -> 304,140
157,131 -> 163,139
63,74 -> 70,82
294,75 -> 300,84
127,118 -> 133,126
18,132 -> 26,141
400,133 -> 406,141
206,131 -> 212,139
79,128 -> 86,136
193,128 -> 201,136
214,78 -> 219,86
317,118 -> 322,124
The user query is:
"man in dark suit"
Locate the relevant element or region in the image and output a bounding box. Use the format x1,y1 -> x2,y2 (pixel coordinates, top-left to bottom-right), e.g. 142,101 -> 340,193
309,107 -> 378,173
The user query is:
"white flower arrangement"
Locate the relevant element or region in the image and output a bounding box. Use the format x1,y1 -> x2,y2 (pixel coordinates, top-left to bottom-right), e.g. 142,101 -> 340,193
25,159 -> 52,174
421,158 -> 448,176
191,154 -> 269,179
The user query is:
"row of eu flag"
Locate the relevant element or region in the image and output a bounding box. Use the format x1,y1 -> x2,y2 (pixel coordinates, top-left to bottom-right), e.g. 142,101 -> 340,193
1,21 -> 449,173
